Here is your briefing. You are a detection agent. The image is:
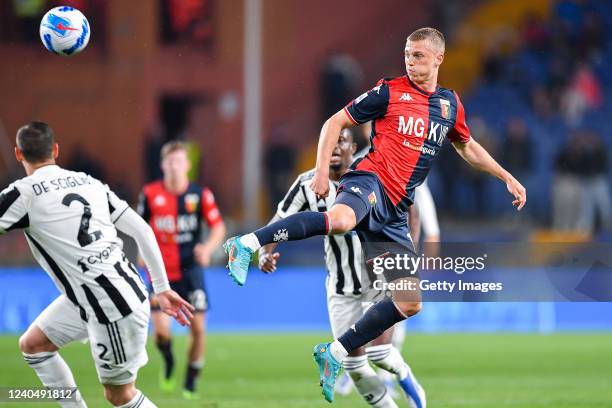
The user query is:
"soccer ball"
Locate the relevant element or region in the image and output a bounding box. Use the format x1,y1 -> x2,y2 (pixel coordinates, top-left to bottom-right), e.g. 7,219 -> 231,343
39,6 -> 90,56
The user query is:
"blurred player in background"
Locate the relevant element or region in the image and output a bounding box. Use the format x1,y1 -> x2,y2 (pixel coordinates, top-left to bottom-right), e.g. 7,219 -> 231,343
138,141 -> 226,399
0,122 -> 193,408
224,27 -> 526,402
258,128 -> 425,408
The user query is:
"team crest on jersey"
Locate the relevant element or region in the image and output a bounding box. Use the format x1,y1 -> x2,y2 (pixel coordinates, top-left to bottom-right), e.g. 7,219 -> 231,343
368,191 -> 377,206
153,195 -> 166,206
184,194 -> 200,213
440,99 -> 451,119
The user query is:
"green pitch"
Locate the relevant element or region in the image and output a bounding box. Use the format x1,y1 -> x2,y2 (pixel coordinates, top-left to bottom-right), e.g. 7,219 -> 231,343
0,333 -> 611,407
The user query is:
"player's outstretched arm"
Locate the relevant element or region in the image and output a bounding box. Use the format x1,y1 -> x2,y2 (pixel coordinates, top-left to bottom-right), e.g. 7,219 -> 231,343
114,208 -> 195,325
452,139 -> 527,210
194,222 -> 226,266
311,110 -> 355,198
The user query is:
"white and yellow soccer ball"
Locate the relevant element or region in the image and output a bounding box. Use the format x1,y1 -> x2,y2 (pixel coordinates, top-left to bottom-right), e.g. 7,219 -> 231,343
39,6 -> 90,56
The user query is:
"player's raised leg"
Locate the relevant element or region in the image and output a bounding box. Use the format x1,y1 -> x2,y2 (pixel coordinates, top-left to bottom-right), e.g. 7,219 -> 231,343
225,203 -> 357,285
20,296 -> 88,408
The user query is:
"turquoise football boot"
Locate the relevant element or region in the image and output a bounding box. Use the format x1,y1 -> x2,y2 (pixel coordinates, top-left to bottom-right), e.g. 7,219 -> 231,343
313,343 -> 343,403
223,236 -> 253,286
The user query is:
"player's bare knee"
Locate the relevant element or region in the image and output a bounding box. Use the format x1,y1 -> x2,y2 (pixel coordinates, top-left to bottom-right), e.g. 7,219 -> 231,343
19,327 -> 56,354
103,383 -> 136,406
395,301 -> 422,317
19,334 -> 36,354
328,207 -> 356,233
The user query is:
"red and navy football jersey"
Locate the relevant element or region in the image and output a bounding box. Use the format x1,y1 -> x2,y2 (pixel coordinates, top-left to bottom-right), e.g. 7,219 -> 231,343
345,75 -> 471,211
138,181 -> 223,281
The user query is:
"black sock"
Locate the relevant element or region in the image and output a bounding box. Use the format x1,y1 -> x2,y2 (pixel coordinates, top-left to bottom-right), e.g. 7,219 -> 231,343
253,212 -> 328,245
185,363 -> 201,392
156,339 -> 174,379
338,298 -> 406,353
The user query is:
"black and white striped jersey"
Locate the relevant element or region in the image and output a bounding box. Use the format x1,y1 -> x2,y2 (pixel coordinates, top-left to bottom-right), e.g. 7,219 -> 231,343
276,170 -> 365,297
0,165 -> 147,324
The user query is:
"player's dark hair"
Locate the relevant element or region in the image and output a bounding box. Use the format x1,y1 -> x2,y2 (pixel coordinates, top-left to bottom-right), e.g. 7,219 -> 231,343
160,140 -> 188,159
16,122 -> 55,163
408,27 -> 445,52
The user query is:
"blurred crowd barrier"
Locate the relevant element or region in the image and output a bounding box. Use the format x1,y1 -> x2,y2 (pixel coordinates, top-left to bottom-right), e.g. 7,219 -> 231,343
0,266 -> 610,333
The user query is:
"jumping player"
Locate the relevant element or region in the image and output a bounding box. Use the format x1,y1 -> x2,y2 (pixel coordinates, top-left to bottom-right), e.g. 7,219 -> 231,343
138,141 -> 226,398
258,128 -> 425,408
225,27 -> 526,402
0,122 -> 194,408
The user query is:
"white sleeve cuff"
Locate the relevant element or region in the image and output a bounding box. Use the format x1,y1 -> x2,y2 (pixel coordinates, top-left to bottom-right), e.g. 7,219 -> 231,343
152,280 -> 171,294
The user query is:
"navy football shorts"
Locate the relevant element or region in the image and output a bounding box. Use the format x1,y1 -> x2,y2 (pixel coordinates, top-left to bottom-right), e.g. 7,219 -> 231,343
335,170 -> 418,283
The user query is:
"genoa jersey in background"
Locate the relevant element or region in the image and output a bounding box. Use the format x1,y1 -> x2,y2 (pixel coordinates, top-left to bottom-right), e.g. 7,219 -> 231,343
138,181 -> 223,281
345,75 -> 471,211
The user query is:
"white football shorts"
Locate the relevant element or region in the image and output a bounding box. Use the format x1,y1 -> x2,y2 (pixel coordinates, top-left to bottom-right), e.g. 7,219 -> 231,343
31,295 -> 150,385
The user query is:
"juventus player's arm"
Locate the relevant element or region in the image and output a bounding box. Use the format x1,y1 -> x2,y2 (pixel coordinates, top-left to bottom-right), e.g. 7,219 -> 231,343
0,183 -> 29,234
114,207 -> 195,325
408,203 -> 420,251
414,183 -> 441,257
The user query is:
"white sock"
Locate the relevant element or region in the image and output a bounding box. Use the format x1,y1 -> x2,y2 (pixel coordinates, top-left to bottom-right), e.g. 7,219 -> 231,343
189,358 -> 205,369
23,352 -> 87,408
391,321 -> 407,350
115,390 -> 157,408
377,367 -> 395,384
329,340 -> 349,362
344,357 -> 398,408
239,233 -> 261,251
343,355 -> 375,382
354,376 -> 399,408
366,345 -> 409,379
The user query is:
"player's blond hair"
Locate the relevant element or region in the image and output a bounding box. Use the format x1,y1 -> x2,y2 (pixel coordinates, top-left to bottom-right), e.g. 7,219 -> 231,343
407,27 -> 445,54
160,140 -> 187,159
